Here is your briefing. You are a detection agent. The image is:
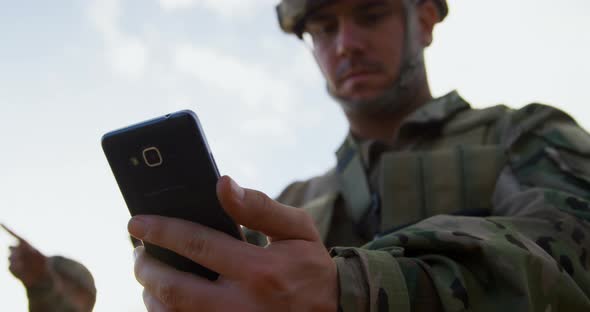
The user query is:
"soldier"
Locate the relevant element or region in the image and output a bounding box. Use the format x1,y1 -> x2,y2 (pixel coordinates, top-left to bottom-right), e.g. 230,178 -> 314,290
3,224 -> 96,312
129,0 -> 590,311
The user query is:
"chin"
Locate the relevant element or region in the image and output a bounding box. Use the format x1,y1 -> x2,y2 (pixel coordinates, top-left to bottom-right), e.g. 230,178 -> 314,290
338,91 -> 383,104
338,83 -> 387,99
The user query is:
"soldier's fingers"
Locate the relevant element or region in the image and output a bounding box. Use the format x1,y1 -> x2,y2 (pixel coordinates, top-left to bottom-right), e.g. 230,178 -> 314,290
9,261 -> 23,274
142,289 -> 175,312
134,247 -> 234,310
9,242 -> 34,257
217,176 -> 320,242
8,247 -> 24,261
8,250 -> 19,261
129,216 -> 263,279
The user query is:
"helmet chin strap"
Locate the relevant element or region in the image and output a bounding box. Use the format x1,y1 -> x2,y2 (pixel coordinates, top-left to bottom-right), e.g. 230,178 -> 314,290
329,0 -> 425,116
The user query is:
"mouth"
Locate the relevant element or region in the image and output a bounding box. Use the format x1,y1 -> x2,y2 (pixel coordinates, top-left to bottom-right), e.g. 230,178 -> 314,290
339,70 -> 379,85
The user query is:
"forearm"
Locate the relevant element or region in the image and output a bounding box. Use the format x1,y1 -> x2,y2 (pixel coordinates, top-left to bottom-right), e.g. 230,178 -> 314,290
331,113 -> 590,311
333,206 -> 590,312
332,247 -> 443,312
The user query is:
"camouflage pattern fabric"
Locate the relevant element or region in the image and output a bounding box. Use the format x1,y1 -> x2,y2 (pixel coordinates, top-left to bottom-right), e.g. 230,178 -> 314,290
26,274 -> 79,312
26,256 -> 96,312
276,0 -> 449,36
261,92 -> 590,311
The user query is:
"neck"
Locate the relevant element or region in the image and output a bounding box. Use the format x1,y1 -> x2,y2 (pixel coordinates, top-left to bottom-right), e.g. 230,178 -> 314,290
345,83 -> 432,143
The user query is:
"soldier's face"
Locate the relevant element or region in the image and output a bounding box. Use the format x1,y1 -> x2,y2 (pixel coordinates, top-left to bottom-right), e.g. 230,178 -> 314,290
304,0 -> 405,104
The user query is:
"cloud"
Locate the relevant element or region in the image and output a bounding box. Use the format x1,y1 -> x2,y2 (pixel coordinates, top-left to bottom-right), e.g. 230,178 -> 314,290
173,43 -> 294,113
88,0 -> 148,79
259,36 -> 324,88
88,0 -> 120,38
239,118 -> 296,145
173,43 -> 305,148
158,0 -> 277,18
107,39 -> 148,79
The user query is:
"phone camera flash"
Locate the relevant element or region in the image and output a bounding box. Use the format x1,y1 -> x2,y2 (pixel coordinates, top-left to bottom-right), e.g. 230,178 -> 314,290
130,157 -> 140,166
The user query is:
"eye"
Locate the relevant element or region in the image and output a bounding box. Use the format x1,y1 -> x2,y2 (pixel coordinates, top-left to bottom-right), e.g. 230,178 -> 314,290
307,20 -> 338,39
357,8 -> 394,27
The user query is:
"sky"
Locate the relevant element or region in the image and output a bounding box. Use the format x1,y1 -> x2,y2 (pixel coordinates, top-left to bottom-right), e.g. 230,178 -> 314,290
0,0 -> 589,311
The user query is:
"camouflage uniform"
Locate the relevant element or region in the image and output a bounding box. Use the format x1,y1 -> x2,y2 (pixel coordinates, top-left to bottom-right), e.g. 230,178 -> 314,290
27,256 -> 96,312
249,91 -> 590,311
266,1 -> 590,310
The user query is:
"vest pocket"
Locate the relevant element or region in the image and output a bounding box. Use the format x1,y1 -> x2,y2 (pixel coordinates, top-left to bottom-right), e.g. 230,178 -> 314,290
378,145 -> 505,233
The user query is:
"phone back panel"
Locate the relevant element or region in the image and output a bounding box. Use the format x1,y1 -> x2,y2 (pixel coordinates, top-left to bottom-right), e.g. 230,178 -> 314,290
102,110 -> 241,280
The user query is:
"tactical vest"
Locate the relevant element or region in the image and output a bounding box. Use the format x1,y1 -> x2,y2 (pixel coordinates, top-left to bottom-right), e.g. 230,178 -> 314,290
335,105 -> 510,239
259,101 -> 586,247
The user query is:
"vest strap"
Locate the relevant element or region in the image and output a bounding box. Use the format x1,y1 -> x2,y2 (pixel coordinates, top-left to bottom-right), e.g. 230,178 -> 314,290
336,137 -> 373,225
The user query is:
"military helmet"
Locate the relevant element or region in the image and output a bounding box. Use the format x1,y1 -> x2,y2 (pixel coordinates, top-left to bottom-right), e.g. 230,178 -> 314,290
277,0 -> 448,37
50,256 -> 97,298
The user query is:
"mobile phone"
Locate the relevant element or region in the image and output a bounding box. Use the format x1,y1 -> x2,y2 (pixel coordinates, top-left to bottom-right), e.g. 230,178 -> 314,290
102,110 -> 242,280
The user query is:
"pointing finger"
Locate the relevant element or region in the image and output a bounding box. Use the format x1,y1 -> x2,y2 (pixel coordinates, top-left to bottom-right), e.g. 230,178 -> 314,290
1,224 -> 26,242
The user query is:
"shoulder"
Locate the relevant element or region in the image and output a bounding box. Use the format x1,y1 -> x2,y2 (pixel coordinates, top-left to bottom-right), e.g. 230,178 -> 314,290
498,103 -> 587,149
443,104 -> 510,135
499,103 -> 590,200
276,168 -> 339,208
443,101 -> 588,149
49,256 -> 96,296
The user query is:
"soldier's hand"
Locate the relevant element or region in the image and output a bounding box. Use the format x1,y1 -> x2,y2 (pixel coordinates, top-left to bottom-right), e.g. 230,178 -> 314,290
129,176 -> 338,312
3,225 -> 50,288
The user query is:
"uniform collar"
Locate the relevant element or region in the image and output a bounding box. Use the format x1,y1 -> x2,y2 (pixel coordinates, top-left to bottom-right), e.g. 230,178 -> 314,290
337,91 -> 471,169
400,90 -> 470,127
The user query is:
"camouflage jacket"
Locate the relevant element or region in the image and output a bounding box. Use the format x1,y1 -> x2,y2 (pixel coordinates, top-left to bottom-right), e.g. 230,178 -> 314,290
261,91 -> 590,311
26,256 -> 96,312
26,275 -> 79,312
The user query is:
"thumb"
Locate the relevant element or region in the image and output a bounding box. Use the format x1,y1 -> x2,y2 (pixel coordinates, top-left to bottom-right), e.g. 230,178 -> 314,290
216,176 -> 320,242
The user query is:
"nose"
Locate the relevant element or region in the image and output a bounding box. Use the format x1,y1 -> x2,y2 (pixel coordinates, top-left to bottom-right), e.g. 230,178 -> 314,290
335,19 -> 365,57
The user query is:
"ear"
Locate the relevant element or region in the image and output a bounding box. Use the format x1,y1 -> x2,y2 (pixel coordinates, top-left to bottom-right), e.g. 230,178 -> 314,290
417,0 -> 440,47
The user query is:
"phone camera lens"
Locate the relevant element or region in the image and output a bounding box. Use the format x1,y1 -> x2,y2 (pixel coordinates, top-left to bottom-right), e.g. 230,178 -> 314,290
142,147 -> 163,167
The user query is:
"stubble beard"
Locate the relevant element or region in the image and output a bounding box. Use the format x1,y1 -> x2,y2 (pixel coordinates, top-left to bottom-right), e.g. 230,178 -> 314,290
328,54 -> 426,118
328,0 -> 428,118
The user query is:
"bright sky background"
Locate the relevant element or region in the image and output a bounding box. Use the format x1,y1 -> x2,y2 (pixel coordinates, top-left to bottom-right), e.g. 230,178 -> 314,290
0,0 -> 589,311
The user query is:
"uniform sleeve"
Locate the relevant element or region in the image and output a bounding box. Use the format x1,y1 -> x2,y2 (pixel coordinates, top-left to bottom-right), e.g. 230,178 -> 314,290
331,105 -> 590,312
26,274 -> 79,312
